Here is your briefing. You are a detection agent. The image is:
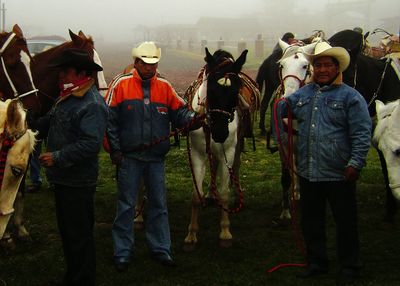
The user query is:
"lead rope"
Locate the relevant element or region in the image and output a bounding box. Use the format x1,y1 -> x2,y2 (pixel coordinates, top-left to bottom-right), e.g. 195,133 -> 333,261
267,97 -> 306,273
368,57 -> 391,107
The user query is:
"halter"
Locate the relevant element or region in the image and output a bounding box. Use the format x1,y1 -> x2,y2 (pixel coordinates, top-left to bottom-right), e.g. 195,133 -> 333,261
0,32 -> 38,100
278,53 -> 311,96
205,60 -> 238,123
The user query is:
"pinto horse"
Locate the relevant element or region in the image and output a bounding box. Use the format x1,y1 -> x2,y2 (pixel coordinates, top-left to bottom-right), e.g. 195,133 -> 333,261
329,29 -> 400,223
0,25 -> 106,245
183,48 -> 259,250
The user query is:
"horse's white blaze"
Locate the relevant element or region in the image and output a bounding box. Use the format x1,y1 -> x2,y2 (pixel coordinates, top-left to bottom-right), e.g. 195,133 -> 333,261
374,99 -> 400,200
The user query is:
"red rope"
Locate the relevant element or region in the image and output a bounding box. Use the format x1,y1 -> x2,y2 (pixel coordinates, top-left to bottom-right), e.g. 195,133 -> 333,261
266,98 -> 306,273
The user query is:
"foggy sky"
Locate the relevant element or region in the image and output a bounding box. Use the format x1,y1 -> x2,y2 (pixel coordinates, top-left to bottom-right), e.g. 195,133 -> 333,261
4,0 -> 400,42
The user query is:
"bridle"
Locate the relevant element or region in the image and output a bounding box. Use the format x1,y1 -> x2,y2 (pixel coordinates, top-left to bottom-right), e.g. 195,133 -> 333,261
278,52 -> 311,97
0,32 -> 38,100
204,59 -> 239,123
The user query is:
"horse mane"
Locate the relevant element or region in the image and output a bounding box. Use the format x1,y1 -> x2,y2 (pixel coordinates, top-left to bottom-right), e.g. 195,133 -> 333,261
328,29 -> 364,59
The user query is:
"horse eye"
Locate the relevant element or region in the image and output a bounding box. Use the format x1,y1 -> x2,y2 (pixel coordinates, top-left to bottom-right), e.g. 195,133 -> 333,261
303,65 -> 308,69
395,149 -> 400,156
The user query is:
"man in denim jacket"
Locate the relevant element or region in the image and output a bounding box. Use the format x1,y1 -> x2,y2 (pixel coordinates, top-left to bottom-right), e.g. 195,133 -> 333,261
38,49 -> 108,286
279,42 -> 371,285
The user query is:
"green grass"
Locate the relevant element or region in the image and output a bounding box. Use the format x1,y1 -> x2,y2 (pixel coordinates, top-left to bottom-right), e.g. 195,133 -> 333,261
1,131 -> 400,285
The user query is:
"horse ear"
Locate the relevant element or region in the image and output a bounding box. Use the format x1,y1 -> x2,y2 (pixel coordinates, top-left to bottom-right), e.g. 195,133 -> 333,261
205,47 -> 215,66
69,29 -> 84,46
12,24 -> 23,38
279,39 -> 290,51
78,30 -> 87,39
234,49 -> 248,73
375,100 -> 385,119
301,41 -> 318,55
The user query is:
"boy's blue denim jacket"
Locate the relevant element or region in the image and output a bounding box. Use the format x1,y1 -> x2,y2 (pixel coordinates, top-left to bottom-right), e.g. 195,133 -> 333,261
43,85 -> 108,187
278,79 -> 372,182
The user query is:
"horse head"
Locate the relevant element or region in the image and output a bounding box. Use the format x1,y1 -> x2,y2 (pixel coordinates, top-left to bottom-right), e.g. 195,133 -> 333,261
277,40 -> 318,98
203,47 -> 247,143
30,29 -> 106,116
0,24 -> 38,112
373,99 -> 400,200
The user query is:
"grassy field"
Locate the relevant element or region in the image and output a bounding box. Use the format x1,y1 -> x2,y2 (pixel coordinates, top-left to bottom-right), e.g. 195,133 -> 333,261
1,129 -> 400,286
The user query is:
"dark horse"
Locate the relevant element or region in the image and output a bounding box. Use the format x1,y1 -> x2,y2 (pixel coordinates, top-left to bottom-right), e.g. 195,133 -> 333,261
0,24 -> 105,245
329,29 -> 400,223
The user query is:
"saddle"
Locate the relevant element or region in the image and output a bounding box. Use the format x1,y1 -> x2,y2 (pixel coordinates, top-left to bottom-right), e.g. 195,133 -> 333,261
184,68 -> 260,138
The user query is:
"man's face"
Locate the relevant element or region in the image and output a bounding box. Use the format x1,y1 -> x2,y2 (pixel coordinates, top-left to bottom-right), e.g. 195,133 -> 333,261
312,56 -> 340,85
59,67 -> 84,85
135,59 -> 158,80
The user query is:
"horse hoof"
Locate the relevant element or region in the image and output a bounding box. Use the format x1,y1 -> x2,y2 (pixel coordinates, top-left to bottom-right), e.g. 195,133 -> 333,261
134,221 -> 144,231
219,239 -> 233,248
182,242 -> 196,252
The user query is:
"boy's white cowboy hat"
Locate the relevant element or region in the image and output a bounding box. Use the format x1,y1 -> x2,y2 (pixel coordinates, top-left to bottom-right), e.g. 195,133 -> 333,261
303,41 -> 350,72
132,41 -> 161,64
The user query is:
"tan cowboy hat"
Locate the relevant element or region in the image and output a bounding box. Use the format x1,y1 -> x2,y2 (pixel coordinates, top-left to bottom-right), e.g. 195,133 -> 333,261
131,41 -> 161,64
303,41 -> 350,72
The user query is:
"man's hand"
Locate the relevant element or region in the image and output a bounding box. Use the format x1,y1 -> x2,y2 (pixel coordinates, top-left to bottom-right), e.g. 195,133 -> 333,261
344,166 -> 360,182
39,152 -> 54,167
110,150 -> 123,165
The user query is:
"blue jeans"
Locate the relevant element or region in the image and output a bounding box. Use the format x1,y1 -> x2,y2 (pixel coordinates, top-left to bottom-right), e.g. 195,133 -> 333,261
30,140 -> 43,185
112,157 -> 171,263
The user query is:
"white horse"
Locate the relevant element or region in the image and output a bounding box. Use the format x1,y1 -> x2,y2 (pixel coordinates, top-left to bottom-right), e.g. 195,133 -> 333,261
273,39 -> 318,223
183,48 -> 258,250
0,100 -> 36,242
373,99 -> 400,200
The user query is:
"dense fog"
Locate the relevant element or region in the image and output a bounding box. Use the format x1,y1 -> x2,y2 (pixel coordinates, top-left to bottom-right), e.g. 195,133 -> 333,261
3,0 -> 399,46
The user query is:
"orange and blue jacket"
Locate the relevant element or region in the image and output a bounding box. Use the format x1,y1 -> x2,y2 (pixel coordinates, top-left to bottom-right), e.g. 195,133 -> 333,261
105,69 -> 194,161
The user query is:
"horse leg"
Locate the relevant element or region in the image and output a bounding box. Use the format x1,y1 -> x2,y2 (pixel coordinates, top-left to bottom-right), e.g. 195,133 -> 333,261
12,189 -> 30,241
377,150 -> 397,224
218,164 -> 233,248
276,165 -> 292,225
259,97 -> 268,135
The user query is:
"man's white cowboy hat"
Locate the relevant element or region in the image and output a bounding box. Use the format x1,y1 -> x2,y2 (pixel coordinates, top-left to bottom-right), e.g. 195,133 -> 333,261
132,41 -> 161,64
303,41 -> 350,72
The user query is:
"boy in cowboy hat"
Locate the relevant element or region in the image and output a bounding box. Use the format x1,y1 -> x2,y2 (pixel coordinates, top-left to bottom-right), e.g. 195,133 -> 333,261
278,42 -> 371,285
38,48 -> 108,285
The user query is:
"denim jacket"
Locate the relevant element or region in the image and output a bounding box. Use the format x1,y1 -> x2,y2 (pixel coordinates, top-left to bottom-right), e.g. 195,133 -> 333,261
43,85 -> 108,187
279,80 -> 372,182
